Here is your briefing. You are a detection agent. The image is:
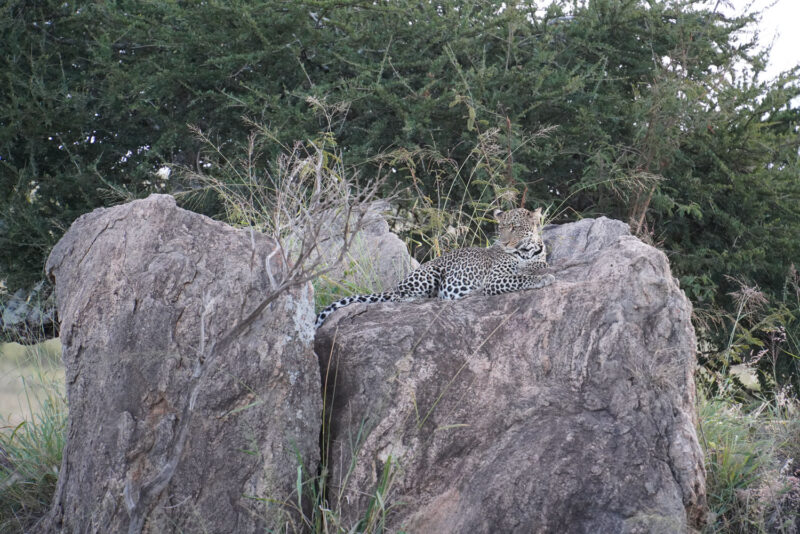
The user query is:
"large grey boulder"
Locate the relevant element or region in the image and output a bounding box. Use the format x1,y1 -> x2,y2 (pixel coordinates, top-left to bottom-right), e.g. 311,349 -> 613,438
315,201 -> 418,291
40,194 -> 320,533
316,217 -> 706,533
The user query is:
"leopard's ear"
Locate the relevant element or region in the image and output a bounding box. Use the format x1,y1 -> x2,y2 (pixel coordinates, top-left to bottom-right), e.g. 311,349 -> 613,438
493,209 -> 504,220
530,207 -> 543,224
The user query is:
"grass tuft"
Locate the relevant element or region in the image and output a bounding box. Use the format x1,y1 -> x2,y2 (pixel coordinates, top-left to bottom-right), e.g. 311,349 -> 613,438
699,385 -> 800,533
0,361 -> 66,534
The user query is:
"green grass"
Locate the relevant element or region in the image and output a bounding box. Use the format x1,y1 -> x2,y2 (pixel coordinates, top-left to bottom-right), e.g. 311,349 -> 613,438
699,387 -> 800,533
0,342 -> 66,534
0,341 -> 62,431
309,346 -> 400,534
312,234 -> 391,314
244,349 -> 401,534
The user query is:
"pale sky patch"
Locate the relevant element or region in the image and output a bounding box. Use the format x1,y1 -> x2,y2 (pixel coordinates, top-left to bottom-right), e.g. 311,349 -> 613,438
719,0 -> 800,80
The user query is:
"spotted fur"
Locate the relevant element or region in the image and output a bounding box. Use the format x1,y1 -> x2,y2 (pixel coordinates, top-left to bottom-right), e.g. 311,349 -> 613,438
315,207 -> 554,328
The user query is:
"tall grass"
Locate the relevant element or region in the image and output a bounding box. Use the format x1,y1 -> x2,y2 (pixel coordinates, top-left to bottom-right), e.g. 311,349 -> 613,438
0,343 -> 66,534
245,346 -> 401,533
312,232 -> 394,313
700,385 -> 800,533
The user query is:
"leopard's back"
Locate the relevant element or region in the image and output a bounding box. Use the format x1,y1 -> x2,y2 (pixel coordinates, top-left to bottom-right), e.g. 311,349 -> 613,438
315,207 -> 553,327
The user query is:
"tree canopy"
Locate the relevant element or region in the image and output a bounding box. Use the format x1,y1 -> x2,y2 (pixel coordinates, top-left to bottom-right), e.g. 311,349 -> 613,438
2,0 -> 799,388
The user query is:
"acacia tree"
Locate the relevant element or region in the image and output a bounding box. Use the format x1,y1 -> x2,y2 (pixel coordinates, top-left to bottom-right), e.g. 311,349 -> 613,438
0,1 -> 320,289
2,0 -> 799,388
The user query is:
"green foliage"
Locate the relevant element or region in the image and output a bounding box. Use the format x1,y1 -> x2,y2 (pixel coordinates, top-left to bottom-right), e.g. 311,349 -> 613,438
313,273 -> 383,315
1,0 -> 799,389
0,0 -> 317,288
697,273 -> 800,399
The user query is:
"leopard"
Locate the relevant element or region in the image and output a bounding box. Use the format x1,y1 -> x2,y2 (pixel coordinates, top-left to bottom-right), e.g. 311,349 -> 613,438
315,207 -> 554,328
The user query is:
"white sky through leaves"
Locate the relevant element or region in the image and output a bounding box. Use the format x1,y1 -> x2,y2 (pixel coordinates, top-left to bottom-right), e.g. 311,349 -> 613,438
722,0 -> 800,79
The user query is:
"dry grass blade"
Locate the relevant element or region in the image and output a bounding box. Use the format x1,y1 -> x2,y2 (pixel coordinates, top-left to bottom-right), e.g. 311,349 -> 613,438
726,276 -> 769,318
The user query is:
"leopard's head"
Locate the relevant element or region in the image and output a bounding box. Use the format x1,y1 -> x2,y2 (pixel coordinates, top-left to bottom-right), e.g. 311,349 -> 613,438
494,207 -> 543,252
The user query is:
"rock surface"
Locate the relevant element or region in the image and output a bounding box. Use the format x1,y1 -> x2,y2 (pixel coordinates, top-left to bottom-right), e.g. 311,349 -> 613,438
316,216 -> 707,533
40,194 -> 320,533
316,201 -> 418,291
